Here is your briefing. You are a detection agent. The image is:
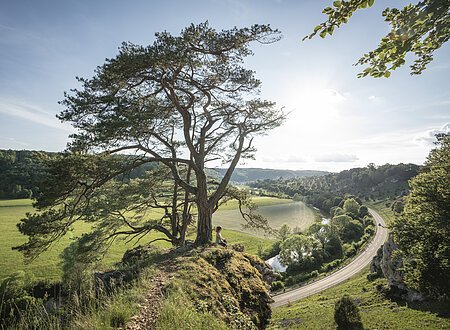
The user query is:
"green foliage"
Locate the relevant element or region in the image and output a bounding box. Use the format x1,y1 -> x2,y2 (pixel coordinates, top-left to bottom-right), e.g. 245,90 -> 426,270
332,206 -> 345,217
258,240 -> 281,260
0,150 -> 55,199
276,223 -> 291,241
279,234 -> 323,271
392,134 -> 450,297
343,198 -> 360,218
331,214 -> 364,242
334,295 -> 363,329
358,205 -> 369,218
250,163 -> 419,204
0,271 -> 36,325
155,290 -> 229,330
270,280 -> 285,292
306,0 -> 450,77
391,199 -> 405,213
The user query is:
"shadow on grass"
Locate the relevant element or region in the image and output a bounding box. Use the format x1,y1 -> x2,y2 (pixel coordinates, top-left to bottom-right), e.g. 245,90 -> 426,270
378,285 -> 450,318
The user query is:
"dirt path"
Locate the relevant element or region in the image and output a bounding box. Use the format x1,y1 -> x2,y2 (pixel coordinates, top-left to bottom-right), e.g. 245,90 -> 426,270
124,270 -> 170,330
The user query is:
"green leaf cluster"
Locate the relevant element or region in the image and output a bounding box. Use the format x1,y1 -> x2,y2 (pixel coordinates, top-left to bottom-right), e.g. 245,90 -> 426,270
306,0 -> 450,77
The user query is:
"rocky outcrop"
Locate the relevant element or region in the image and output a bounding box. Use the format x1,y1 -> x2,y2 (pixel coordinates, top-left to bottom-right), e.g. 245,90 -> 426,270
370,234 -> 425,301
172,247 -> 276,329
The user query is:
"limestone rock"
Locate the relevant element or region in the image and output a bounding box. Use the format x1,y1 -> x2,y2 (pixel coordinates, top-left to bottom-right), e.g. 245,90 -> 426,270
370,234 -> 425,301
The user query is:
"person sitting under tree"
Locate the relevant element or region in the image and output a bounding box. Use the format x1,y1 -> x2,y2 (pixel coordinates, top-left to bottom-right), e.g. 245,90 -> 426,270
215,226 -> 227,247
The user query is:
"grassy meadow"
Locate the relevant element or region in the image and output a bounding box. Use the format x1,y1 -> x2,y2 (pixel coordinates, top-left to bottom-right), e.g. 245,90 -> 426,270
270,267 -> 450,330
214,197 -> 317,236
0,197 -> 313,281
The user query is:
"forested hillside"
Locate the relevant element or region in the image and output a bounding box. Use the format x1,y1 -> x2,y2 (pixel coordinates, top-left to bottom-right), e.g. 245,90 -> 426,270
0,149 -> 328,199
209,167 -> 328,183
0,150 -> 56,199
250,163 -> 420,212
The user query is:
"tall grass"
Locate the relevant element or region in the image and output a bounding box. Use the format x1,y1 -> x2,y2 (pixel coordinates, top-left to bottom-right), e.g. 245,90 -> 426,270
1,265 -> 155,330
155,288 -> 228,330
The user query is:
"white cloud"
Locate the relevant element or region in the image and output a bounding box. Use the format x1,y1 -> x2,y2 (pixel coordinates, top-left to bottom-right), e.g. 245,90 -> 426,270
6,137 -> 29,147
314,153 -> 359,163
413,123 -> 450,146
261,155 -> 308,163
322,89 -> 346,103
0,98 -> 74,132
285,155 -> 307,163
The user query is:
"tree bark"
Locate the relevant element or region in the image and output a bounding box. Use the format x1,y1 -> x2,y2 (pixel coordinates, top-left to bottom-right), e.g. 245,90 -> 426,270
195,201 -> 213,244
195,172 -> 213,244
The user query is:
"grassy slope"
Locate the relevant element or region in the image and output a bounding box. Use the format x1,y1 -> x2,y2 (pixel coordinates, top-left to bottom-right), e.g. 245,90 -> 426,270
270,267 -> 450,330
367,199 -> 396,225
0,199 -> 278,281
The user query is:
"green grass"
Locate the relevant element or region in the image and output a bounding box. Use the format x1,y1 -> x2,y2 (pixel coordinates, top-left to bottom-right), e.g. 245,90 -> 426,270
0,199 -> 171,281
155,289 -> 228,330
221,228 -> 273,255
367,200 -> 396,225
214,198 -> 317,237
270,267 -> 450,330
218,196 -> 293,211
0,199 -> 277,281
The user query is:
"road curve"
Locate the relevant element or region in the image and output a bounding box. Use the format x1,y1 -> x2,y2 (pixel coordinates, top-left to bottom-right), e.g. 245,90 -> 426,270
271,208 -> 388,308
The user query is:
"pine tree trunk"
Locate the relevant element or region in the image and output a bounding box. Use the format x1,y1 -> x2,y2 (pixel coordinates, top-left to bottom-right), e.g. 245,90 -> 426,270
195,201 -> 213,244
195,173 -> 213,245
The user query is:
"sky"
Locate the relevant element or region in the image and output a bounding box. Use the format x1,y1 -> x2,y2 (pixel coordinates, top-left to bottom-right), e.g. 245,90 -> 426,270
0,0 -> 449,172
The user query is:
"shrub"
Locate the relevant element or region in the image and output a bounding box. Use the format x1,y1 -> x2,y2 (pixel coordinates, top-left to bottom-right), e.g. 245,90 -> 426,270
310,270 -> 319,278
270,281 -> 285,292
0,272 -> 38,326
334,295 -> 363,329
343,243 -> 356,258
258,240 -> 281,260
230,243 -> 245,252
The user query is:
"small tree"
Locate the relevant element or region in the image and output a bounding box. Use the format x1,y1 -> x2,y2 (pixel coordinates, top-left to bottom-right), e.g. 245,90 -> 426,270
343,198 -> 360,218
334,295 -> 363,330
331,214 -> 363,242
277,224 -> 292,241
279,234 -> 323,270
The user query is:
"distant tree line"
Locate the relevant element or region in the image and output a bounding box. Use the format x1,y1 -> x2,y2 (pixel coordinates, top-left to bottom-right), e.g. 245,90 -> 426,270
0,150 -> 159,200
250,163 -> 420,209
0,150 -> 56,199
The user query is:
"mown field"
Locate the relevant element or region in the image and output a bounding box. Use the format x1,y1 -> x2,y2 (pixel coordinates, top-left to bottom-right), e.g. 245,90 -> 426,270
270,267 -> 450,330
214,197 -> 317,236
0,197 -> 315,281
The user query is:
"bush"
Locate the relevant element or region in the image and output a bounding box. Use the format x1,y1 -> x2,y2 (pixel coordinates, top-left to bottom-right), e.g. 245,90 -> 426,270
270,281 -> 285,292
321,259 -> 342,272
258,240 -> 281,260
230,243 -> 245,252
310,270 -> 319,278
334,295 -> 363,329
0,272 -> 38,326
364,225 -> 375,236
343,243 -> 356,258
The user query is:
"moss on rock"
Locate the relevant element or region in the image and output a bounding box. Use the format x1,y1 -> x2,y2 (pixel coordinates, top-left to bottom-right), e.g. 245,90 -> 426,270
166,247 -> 274,329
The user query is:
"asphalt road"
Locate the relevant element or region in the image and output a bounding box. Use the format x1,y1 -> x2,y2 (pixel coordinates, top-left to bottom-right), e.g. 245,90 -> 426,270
271,208 -> 388,308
